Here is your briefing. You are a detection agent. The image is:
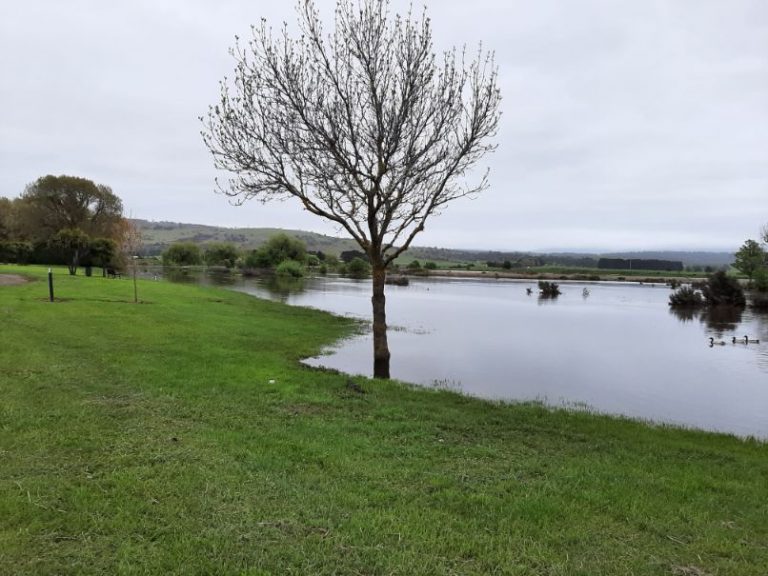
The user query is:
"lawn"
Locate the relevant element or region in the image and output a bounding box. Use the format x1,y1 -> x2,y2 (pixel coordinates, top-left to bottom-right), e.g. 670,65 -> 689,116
1,266 -> 766,575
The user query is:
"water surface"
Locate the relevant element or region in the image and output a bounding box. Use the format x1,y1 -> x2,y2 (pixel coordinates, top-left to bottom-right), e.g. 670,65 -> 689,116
169,270 -> 768,438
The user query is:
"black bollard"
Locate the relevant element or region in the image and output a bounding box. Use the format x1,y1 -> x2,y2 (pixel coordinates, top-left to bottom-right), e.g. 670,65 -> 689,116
48,268 -> 54,302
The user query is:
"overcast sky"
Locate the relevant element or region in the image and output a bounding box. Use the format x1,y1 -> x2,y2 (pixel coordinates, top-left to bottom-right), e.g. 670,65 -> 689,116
1,1 -> 766,252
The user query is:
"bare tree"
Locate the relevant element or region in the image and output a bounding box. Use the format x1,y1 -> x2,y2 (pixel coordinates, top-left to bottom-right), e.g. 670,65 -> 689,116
202,0 -> 501,378
120,219 -> 143,304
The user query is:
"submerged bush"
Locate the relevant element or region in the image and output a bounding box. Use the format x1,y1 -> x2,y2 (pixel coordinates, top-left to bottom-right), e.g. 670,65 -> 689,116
163,242 -> 202,266
669,285 -> 704,307
701,271 -> 746,307
538,281 -> 561,298
275,259 -> 305,278
346,257 -> 371,278
246,233 -> 307,269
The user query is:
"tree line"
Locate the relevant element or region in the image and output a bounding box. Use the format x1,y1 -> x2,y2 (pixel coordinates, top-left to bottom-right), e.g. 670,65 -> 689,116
161,233 -> 373,279
0,174 -> 132,275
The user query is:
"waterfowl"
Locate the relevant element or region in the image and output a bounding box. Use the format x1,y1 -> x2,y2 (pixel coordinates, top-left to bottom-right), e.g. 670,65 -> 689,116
709,337 -> 726,346
744,335 -> 760,344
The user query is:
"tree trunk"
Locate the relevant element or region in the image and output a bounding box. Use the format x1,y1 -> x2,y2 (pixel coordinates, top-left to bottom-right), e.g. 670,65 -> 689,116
371,264 -> 391,379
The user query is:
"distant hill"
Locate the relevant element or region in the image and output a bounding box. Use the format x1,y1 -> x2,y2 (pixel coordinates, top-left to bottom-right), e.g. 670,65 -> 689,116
133,219 -> 359,257
134,220 -> 734,268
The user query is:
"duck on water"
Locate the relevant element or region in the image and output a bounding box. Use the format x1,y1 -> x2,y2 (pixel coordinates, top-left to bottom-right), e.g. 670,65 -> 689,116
731,335 -> 761,344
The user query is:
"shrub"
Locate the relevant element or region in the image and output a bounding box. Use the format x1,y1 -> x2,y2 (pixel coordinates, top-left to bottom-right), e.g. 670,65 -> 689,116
669,285 -> 704,307
204,243 -> 239,268
424,261 -> 437,270
275,259 -> 305,278
163,242 -> 203,266
407,259 -> 421,270
306,254 -> 320,267
346,257 -> 371,278
753,267 -> 768,293
538,281 -> 561,298
246,233 -> 306,269
701,271 -> 746,307
0,241 -> 33,264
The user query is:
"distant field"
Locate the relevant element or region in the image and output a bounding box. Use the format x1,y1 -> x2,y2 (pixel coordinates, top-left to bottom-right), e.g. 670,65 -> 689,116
134,219 -> 735,272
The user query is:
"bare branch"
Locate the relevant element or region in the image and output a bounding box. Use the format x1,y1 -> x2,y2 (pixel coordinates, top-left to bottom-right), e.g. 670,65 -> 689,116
202,0 -> 500,264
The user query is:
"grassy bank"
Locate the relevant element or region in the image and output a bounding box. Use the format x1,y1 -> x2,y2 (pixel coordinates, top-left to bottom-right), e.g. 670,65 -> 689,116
1,266 -> 766,575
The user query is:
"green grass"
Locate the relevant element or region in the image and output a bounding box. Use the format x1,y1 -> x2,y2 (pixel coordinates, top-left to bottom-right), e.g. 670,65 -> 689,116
2,265 -> 767,575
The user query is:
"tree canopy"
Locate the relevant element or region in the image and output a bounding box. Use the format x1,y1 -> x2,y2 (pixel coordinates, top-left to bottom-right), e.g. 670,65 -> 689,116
163,242 -> 203,266
734,239 -> 765,282
17,175 -> 123,242
1,175 -> 126,270
245,233 -> 307,269
202,0 -> 500,378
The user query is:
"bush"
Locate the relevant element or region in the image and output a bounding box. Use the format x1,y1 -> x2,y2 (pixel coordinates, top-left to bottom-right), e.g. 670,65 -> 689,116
701,271 -> 746,307
538,281 -> 561,298
407,260 -> 421,270
204,243 -> 239,268
163,242 -> 203,266
275,259 -> 305,278
669,285 -> 704,307
346,257 -> 371,278
424,261 -> 437,270
246,234 -> 306,269
753,267 -> 768,293
0,241 -> 33,264
306,254 -> 320,267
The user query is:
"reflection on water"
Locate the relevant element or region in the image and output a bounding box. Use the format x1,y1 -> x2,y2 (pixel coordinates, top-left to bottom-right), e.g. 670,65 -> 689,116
260,276 -> 307,301
669,305 -> 744,334
162,270 -> 768,438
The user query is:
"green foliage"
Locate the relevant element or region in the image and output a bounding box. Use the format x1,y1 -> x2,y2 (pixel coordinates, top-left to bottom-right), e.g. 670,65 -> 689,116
702,271 -> 746,307
346,257 -> 371,278
275,259 -> 305,278
204,242 -> 239,268
163,242 -> 203,266
245,233 -> 306,269
50,228 -> 90,275
753,267 -> 768,293
0,197 -> 13,240
668,285 -> 704,307
17,174 -> 124,243
734,239 -> 765,281
407,259 -> 422,270
88,237 -> 117,269
2,265 -> 767,575
0,240 -> 32,264
424,261 -> 437,270
306,254 -> 320,267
